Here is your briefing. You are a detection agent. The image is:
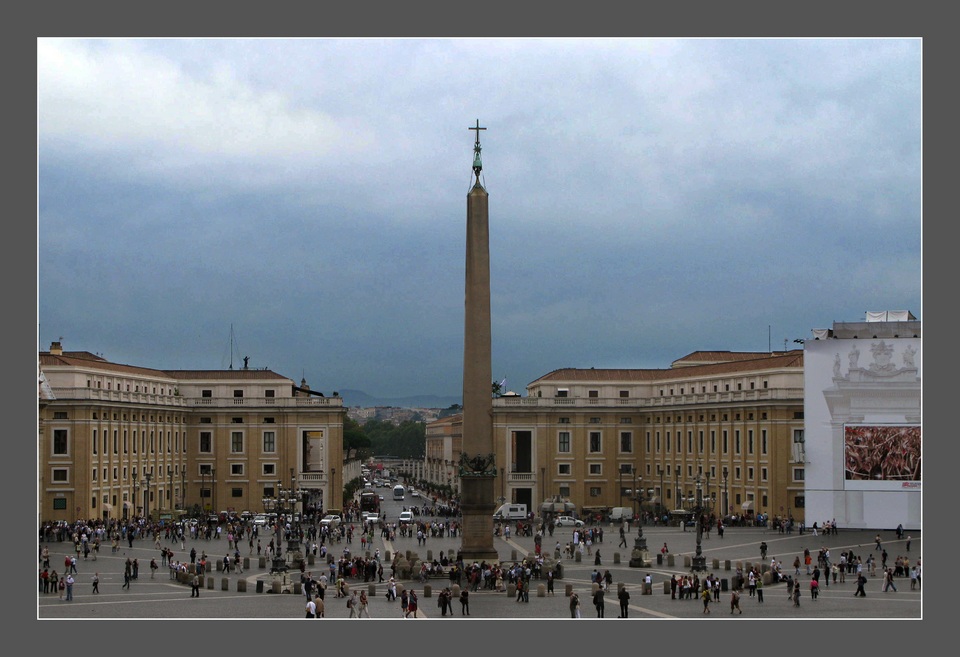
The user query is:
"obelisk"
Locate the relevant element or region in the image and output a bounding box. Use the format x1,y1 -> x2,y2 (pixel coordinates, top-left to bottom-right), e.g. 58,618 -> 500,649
458,120 -> 499,562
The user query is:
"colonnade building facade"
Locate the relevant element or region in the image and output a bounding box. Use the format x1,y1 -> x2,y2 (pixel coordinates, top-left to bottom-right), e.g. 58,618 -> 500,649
38,342 -> 344,524
429,350 -> 806,523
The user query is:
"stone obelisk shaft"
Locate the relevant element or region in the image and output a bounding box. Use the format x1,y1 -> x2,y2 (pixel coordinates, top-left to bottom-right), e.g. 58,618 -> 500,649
458,181 -> 499,562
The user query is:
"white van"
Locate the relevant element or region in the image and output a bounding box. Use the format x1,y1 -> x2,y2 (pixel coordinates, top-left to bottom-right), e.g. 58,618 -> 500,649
393,484 -> 406,501
493,503 -> 528,521
609,507 -> 634,523
398,511 -> 414,524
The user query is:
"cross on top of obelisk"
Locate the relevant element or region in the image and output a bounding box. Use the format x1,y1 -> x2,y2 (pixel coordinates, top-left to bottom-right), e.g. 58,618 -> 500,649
469,119 -> 486,182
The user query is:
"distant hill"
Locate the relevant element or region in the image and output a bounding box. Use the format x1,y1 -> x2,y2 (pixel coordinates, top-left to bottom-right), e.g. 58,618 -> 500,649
337,389 -> 462,409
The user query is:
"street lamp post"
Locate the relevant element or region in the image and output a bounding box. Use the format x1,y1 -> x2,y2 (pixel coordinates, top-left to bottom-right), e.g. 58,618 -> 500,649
168,466 -> 174,513
658,466 -> 664,522
628,468 -> 649,568
145,472 -> 152,521
722,467 -> 729,519
210,468 -> 216,517
132,479 -> 139,519
691,468 -> 706,572
675,465 -> 682,529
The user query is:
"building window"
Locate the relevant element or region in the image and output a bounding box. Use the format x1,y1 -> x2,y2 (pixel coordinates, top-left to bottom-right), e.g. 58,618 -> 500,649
263,431 -> 276,453
589,487 -> 601,497
234,390 -> 243,398
263,463 -> 276,476
232,488 -> 243,497
698,430 -> 704,453
231,463 -> 243,476
588,431 -> 601,453
556,389 -> 568,398
53,429 -> 68,455
761,467 -> 767,481
588,390 -> 599,398
200,417 -> 212,424
92,430 -> 97,455
793,468 -> 805,481
620,431 -> 633,453
619,390 -> 629,398
92,468 -> 97,482
620,417 -> 632,424
558,432 -> 571,453
52,468 -> 68,482
264,417 -> 275,424
231,417 -> 243,423
735,430 -> 741,454
762,429 -> 768,454
199,432 -> 212,453
589,463 -> 602,475
589,417 -> 601,424
558,417 -> 570,424
559,486 -> 570,497
620,463 -> 633,474
687,431 -> 693,453
265,389 -> 275,398
53,411 -> 68,419
711,430 -> 716,452
748,430 -> 754,454
231,431 -> 244,453
723,430 -> 728,454
748,467 -> 754,480
794,495 -> 805,508
657,432 -> 662,453
201,389 -> 212,398
53,498 -> 68,510
558,463 -> 571,475
735,466 -> 741,479
646,432 -> 651,452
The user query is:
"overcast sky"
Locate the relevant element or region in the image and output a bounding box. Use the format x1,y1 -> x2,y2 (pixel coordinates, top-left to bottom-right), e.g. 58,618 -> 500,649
37,38 -> 921,399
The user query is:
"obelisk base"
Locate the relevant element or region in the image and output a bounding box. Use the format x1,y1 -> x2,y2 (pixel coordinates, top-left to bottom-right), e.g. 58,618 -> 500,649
457,477 -> 499,563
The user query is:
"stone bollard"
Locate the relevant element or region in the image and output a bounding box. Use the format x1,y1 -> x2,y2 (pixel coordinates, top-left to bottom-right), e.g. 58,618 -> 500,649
221,577 -> 229,591
575,551 -> 582,563
684,555 -> 691,568
712,558 -> 720,570
368,583 -> 377,596
762,571 -> 773,585
207,576 -> 214,589
565,584 -> 573,597
736,561 -> 743,571
511,549 -> 518,561
308,554 -> 315,566
663,581 -> 670,594
188,564 -> 196,575
343,582 -> 350,595
426,550 -> 433,561
396,583 -> 405,596
259,557 -> 266,569
613,553 -> 621,564
385,551 -> 391,562
423,584 -> 432,598
256,580 -> 264,593
452,584 -> 461,598
237,579 -> 247,592
667,554 -> 675,567
643,582 -> 652,595
293,582 -> 302,595
507,583 -> 516,598
406,550 -> 413,561
244,557 -> 250,571
216,560 -> 223,572
724,560 -> 731,571
272,580 -> 282,594
721,578 -> 728,591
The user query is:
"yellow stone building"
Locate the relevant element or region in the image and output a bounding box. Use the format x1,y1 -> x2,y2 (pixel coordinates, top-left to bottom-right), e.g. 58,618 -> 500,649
428,350 -> 806,524
38,342 -> 344,523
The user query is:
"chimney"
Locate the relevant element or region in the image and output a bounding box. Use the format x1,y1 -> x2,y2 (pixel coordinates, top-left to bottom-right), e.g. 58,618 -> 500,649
50,341 -> 63,355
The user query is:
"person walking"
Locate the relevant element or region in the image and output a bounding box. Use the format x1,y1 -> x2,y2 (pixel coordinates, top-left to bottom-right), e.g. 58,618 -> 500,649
883,568 -> 898,592
874,534 -> 882,552
570,592 -> 581,618
406,589 -> 419,618
730,588 -> 742,614
855,572 -> 868,597
792,579 -> 801,607
459,588 -> 470,615
618,585 -> 630,618
546,569 -> 555,596
305,597 -> 317,618
358,589 -> 371,617
65,574 -> 74,601
191,573 -> 201,597
92,572 -> 99,594
593,586 -> 605,618
701,586 -> 712,614
400,589 -> 409,617
618,526 -> 627,548
755,576 -> 763,603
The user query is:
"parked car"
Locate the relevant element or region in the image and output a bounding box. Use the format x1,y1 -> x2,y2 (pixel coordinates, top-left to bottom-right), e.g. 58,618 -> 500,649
554,515 -> 584,527
410,490 -> 420,498
320,514 -> 342,528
